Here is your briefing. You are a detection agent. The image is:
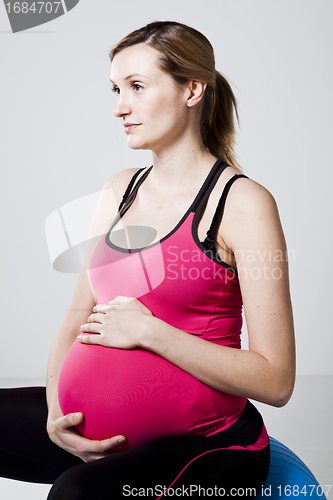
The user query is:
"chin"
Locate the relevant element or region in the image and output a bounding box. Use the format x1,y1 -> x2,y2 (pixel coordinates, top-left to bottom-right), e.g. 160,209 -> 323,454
127,139 -> 151,151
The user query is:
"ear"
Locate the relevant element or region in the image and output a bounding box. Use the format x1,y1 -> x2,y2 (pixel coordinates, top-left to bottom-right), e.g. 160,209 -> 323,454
186,80 -> 207,108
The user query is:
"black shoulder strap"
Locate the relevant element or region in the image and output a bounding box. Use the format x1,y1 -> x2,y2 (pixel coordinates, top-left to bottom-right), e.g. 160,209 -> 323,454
117,166 -> 152,212
203,174 -> 249,248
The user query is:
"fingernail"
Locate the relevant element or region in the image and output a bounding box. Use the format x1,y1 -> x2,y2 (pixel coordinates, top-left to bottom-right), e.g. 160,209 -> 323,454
117,437 -> 126,443
74,413 -> 82,422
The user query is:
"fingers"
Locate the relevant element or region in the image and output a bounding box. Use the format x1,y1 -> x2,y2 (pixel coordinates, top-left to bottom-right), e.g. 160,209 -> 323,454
92,304 -> 111,313
89,298 -> 135,314
74,435 -> 126,456
108,296 -> 135,305
57,412 -> 84,430
86,312 -> 105,323
79,322 -> 101,334
77,333 -> 105,345
80,444 -> 123,462
96,436 -> 126,451
54,413 -> 126,461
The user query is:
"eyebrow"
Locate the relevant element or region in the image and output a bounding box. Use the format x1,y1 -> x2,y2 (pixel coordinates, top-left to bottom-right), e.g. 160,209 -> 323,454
110,73 -> 151,84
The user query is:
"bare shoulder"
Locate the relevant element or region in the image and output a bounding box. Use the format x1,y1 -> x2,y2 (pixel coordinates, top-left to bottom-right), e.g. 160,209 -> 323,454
221,175 -> 284,252
102,167 -> 143,203
228,176 -> 278,214
224,176 -> 280,229
88,167 -> 144,238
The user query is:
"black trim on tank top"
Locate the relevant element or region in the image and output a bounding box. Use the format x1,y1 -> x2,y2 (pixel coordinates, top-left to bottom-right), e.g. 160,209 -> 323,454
105,160 -> 250,278
191,173 -> 249,275
204,174 -> 249,242
191,167 -> 249,276
117,166 -> 153,215
105,158 -> 227,253
117,167 -> 148,213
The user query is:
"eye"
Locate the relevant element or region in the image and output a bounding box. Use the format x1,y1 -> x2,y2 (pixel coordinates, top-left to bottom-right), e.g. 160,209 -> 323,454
132,83 -> 143,92
111,86 -> 120,95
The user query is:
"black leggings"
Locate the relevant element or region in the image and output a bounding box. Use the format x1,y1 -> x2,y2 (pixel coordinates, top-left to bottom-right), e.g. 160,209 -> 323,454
0,387 -> 270,499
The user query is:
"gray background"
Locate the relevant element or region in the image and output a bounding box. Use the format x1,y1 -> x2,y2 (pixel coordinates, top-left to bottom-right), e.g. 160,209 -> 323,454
0,1 -> 332,497
1,0 -> 332,379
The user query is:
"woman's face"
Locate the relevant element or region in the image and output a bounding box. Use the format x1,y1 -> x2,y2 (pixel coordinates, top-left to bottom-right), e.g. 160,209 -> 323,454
110,44 -> 191,154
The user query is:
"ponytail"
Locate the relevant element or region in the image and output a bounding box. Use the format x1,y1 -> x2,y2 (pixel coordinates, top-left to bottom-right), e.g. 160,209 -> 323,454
201,71 -> 241,171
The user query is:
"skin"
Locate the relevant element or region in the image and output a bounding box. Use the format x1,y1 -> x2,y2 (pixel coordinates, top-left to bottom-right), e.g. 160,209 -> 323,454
46,43 -> 295,462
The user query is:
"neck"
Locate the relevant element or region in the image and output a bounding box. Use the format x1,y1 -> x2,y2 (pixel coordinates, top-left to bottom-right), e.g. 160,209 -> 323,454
149,135 -> 217,195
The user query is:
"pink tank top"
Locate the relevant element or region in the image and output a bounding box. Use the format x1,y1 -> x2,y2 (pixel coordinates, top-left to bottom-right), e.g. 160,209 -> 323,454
58,159 -> 254,451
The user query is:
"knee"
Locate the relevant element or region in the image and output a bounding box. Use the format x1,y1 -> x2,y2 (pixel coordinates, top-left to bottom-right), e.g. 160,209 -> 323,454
47,466 -> 90,500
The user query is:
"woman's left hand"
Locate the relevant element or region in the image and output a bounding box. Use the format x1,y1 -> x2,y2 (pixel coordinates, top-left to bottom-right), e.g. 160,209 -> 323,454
77,296 -> 153,349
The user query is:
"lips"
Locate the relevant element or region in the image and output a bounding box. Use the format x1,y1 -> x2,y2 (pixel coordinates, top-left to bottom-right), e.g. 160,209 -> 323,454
123,123 -> 140,133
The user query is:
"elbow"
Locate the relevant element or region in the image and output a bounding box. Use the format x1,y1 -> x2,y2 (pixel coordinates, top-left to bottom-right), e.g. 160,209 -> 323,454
264,388 -> 293,408
271,390 -> 293,408
268,373 -> 296,408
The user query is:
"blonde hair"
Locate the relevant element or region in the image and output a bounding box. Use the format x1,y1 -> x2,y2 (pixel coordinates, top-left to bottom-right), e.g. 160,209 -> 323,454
109,21 -> 241,171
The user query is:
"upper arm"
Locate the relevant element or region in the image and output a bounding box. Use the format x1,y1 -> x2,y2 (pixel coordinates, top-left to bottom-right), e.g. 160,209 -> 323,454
221,179 -> 296,395
62,167 -> 142,336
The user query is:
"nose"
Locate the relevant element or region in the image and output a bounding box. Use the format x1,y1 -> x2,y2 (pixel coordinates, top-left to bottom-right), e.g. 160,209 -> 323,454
113,92 -> 131,118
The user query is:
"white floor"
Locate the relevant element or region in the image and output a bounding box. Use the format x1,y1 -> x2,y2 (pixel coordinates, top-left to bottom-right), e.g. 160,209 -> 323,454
0,375 -> 332,499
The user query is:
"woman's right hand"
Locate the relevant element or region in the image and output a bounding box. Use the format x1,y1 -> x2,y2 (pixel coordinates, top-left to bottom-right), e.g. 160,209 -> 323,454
47,412 -> 126,462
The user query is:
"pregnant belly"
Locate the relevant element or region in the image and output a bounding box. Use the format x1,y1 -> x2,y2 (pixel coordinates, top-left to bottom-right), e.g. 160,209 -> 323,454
58,340 -> 217,450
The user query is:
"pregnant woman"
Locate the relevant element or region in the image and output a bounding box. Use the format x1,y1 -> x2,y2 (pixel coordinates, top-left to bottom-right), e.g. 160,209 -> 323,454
0,21 -> 295,499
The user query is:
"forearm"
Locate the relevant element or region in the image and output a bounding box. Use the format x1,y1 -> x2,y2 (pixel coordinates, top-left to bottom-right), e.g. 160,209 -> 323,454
47,268 -> 96,422
46,325 -> 77,422
140,316 -> 294,407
